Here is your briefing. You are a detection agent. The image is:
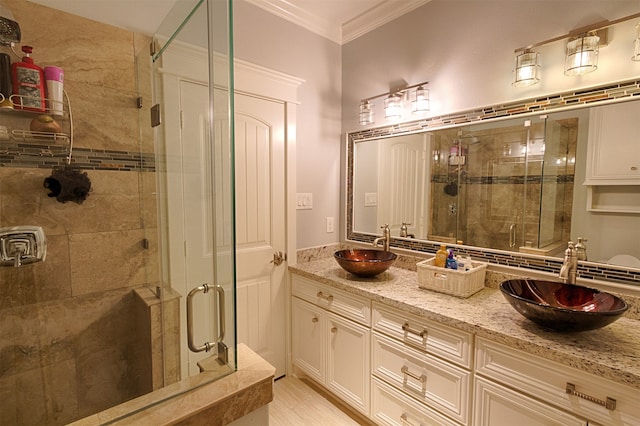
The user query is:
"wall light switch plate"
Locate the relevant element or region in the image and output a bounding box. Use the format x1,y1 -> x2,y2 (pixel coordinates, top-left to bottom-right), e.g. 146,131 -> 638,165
296,193 -> 313,210
364,192 -> 377,207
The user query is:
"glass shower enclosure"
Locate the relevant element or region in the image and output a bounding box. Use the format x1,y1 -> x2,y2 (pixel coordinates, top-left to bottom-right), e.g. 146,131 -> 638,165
0,0 -> 235,424
430,114 -> 575,254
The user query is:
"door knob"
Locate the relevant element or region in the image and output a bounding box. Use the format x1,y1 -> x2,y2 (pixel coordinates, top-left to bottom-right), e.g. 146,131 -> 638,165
270,251 -> 286,266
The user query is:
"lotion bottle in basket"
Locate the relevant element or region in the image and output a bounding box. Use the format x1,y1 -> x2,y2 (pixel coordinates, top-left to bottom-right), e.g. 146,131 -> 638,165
435,244 -> 448,267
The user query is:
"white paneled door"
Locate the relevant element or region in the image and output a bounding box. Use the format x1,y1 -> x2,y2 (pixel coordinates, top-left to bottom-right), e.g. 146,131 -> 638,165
180,83 -> 287,378
234,93 -> 287,378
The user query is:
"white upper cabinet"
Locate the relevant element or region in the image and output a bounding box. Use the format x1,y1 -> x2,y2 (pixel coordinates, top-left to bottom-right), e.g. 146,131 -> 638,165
585,100 -> 640,185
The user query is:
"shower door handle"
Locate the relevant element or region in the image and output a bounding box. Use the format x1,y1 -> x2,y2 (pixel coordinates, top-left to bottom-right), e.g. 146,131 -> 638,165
509,224 -> 517,248
186,283 -> 225,353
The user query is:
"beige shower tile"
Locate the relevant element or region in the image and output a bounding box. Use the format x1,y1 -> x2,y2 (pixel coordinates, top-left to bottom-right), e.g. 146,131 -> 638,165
0,234 -> 72,309
0,167 -> 140,236
69,230 -> 148,295
46,170 -> 143,234
0,374 -> 18,425
8,0 -> 136,93
64,80 -> 140,152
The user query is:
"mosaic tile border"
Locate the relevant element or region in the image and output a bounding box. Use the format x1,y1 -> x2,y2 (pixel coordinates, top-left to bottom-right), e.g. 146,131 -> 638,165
350,79 -> 640,142
0,142 -> 156,172
347,79 -> 640,286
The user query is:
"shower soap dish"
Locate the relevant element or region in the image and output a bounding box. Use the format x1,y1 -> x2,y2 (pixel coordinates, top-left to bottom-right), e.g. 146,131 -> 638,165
417,257 -> 487,298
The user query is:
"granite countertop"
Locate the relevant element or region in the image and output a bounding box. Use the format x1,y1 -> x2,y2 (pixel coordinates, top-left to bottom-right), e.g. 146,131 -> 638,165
289,257 -> 640,390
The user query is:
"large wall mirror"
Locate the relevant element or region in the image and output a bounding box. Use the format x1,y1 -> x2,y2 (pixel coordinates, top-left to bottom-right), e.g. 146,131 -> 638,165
347,83 -> 640,279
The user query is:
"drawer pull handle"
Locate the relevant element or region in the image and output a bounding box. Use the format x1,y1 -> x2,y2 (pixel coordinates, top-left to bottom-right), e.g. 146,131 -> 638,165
565,382 -> 616,411
316,291 -> 334,302
311,316 -> 318,323
400,413 -> 421,426
402,322 -> 428,339
631,166 -> 638,171
401,365 -> 427,393
331,326 -> 338,333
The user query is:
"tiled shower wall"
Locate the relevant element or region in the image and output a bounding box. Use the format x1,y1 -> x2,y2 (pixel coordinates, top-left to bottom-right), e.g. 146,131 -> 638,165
0,1 -> 167,424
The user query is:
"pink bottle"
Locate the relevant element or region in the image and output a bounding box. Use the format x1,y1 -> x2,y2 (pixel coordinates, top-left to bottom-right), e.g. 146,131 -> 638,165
44,66 -> 64,116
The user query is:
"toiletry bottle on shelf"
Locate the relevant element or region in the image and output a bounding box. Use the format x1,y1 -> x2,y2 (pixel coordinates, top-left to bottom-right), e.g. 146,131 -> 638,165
435,244 -> 448,268
11,45 -> 46,112
44,66 -> 64,116
446,249 -> 458,269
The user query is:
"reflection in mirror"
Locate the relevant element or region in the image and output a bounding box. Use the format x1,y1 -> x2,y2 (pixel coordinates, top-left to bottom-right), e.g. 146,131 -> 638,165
350,97 -> 640,272
354,114 -> 576,255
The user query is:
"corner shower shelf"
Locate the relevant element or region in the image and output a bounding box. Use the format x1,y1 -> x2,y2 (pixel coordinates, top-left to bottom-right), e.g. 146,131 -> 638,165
10,129 -> 69,144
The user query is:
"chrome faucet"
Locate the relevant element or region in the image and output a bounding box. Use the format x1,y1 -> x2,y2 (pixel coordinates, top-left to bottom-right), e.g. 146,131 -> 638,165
373,224 -> 391,251
559,241 -> 578,284
400,222 -> 415,238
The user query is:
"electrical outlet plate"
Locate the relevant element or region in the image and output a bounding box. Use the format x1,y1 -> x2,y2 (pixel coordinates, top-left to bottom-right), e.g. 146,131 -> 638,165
326,217 -> 334,233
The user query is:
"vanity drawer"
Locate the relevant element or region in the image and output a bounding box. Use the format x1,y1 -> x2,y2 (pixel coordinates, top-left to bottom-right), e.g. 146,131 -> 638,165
475,338 -> 640,426
372,331 -> 470,424
372,302 -> 472,368
371,376 -> 461,426
292,274 -> 370,326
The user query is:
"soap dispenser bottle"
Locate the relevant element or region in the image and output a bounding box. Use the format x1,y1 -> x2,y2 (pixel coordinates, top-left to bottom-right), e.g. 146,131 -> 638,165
11,45 -> 46,112
435,244 -> 448,268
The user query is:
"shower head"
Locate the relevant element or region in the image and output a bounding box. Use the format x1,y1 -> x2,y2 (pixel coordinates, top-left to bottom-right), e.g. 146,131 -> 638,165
0,5 -> 21,46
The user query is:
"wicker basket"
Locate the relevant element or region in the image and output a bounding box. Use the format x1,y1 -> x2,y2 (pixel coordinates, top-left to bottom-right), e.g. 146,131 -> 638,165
417,257 -> 487,298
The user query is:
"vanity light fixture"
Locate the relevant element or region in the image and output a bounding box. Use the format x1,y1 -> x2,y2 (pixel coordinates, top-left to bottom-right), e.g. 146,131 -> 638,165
359,100 -> 374,125
384,93 -> 403,118
412,85 -> 430,114
564,32 -> 600,76
633,23 -> 640,61
513,49 -> 541,87
512,11 -> 640,87
358,80 -> 429,125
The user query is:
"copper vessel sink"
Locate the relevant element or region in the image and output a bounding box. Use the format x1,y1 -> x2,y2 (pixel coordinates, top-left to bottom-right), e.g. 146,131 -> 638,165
334,249 -> 397,277
500,279 -> 628,332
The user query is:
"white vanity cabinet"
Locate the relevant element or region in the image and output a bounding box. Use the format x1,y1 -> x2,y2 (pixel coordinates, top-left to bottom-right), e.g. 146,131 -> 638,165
370,302 -> 473,425
291,274 -> 371,416
474,338 -> 640,426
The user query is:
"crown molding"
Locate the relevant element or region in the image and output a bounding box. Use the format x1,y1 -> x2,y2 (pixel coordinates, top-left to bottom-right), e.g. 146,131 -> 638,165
342,0 -> 430,44
245,0 -> 431,45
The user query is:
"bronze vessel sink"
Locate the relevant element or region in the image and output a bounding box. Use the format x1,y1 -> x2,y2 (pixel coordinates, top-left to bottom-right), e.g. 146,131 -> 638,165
334,249 -> 397,277
500,279 -> 628,332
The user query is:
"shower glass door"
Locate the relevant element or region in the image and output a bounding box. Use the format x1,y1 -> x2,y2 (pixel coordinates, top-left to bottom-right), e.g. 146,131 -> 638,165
150,0 -> 236,384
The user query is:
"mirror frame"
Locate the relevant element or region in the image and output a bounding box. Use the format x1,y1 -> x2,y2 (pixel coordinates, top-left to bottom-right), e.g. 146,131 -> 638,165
345,78 -> 640,286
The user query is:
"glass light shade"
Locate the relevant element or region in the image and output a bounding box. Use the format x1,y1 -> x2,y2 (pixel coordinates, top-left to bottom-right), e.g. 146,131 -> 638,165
359,101 -> 374,125
565,33 -> 599,76
384,93 -> 402,118
633,23 -> 640,62
513,50 -> 540,87
412,86 -> 430,114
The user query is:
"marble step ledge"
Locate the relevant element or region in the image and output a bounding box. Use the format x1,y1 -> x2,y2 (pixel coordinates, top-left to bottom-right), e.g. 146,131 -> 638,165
71,343 -> 275,426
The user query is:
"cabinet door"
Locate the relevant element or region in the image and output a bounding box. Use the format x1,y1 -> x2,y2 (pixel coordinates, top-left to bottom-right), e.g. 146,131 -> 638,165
473,377 -> 587,426
291,297 -> 325,383
326,311 -> 370,416
586,101 -> 640,183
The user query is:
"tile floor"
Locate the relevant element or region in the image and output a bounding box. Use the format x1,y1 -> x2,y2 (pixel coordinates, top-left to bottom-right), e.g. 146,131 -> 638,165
269,375 -> 372,425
